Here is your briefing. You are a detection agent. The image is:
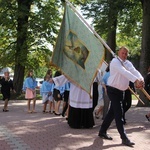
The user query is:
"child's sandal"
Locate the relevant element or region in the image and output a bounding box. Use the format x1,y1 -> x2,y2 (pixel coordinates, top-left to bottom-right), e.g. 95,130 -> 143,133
43,110 -> 48,113
28,110 -> 32,113
32,110 -> 37,113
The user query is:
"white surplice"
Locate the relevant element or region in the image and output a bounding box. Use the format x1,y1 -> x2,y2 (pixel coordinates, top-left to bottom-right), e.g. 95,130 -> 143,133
53,75 -> 92,109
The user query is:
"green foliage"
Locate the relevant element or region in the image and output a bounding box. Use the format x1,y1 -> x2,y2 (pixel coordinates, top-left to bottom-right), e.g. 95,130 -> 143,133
0,0 -> 17,67
116,1 -> 142,57
0,0 -> 62,75
28,0 -> 62,48
80,0 -> 142,58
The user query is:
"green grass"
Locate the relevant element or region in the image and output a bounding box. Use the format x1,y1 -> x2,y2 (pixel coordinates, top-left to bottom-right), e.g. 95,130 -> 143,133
132,94 -> 139,100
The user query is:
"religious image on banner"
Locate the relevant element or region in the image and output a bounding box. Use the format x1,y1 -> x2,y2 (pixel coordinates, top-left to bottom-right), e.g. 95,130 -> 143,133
51,4 -> 105,95
64,31 -> 89,69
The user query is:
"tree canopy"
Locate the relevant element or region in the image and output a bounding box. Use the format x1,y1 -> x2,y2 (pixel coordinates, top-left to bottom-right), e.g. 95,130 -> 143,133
80,0 -> 142,61
0,0 -> 150,106
0,0 -> 62,93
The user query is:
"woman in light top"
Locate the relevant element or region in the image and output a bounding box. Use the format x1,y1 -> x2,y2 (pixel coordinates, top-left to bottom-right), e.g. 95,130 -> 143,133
23,70 -> 37,113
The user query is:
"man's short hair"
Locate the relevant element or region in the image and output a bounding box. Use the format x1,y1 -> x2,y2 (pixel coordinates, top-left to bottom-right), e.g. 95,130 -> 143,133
119,46 -> 129,52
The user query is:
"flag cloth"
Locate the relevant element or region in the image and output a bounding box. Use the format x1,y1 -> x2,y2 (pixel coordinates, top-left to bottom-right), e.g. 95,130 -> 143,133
51,4 -> 105,95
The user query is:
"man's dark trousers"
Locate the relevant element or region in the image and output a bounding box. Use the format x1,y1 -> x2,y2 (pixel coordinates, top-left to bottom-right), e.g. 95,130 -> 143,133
99,86 -> 128,140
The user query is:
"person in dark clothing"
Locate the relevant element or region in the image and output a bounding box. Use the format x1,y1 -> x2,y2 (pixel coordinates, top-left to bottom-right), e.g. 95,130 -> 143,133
92,69 -> 102,112
144,66 -> 150,95
0,72 -> 15,112
62,82 -> 70,118
92,82 -> 98,111
102,64 -> 110,120
53,71 -> 64,115
122,81 -> 135,125
144,66 -> 150,121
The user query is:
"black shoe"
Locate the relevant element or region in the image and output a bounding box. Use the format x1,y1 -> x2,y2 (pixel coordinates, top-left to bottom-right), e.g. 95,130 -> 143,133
122,139 -> 135,147
54,112 -> 61,116
48,110 -> 51,113
3,109 -> 9,112
62,114 -> 65,117
145,115 -> 150,121
43,110 -> 48,113
98,133 -> 113,140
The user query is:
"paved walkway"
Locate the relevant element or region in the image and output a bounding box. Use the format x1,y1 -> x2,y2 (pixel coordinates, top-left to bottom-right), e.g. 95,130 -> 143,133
0,100 -> 149,150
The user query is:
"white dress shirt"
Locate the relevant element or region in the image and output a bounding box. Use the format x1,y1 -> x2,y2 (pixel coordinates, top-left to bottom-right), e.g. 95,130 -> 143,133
107,57 -> 143,91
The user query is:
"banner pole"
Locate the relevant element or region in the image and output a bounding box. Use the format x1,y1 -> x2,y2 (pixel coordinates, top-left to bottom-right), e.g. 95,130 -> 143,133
128,87 -> 145,105
141,88 -> 150,101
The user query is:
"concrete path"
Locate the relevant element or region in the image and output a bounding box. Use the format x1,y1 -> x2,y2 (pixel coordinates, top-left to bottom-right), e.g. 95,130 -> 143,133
0,100 -> 149,150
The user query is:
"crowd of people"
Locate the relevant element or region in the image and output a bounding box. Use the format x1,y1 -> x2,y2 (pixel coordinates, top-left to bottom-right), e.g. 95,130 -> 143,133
22,69 -> 70,117
0,46 -> 150,148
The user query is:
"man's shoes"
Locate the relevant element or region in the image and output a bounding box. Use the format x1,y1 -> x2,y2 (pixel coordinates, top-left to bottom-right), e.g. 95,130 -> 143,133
122,139 -> 135,147
98,133 -> 113,140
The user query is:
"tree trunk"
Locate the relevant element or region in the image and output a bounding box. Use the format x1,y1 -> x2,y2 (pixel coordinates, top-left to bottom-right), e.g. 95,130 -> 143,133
106,20 -> 117,62
137,0 -> 150,106
13,0 -> 32,95
105,1 -> 117,62
13,65 -> 25,95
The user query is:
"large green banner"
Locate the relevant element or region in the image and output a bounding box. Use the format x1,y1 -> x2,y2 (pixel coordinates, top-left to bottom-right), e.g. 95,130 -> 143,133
51,4 -> 105,95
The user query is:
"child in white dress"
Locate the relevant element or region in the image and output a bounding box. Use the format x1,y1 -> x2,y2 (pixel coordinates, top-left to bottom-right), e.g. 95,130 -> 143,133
40,75 -> 54,113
